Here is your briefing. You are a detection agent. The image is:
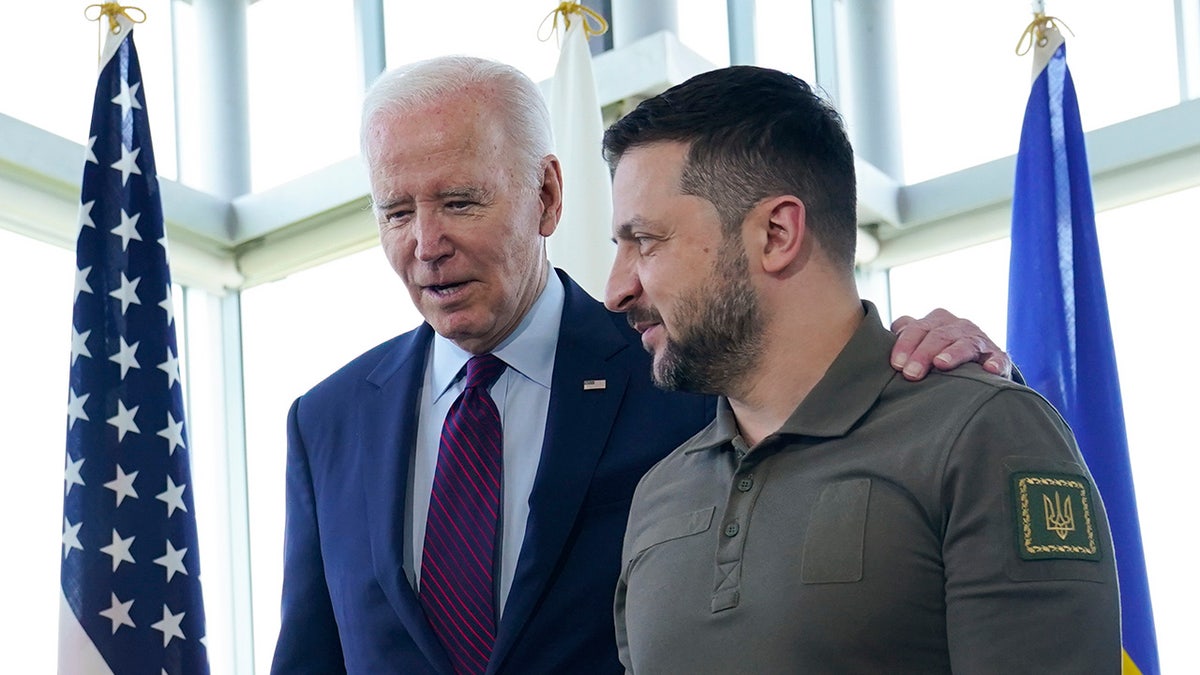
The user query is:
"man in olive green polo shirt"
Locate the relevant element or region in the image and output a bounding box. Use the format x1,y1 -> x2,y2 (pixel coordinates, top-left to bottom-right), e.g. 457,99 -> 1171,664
602,66 -> 1120,673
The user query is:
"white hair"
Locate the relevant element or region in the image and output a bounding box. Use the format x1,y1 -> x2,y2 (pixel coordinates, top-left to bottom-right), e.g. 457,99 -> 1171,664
360,56 -> 554,187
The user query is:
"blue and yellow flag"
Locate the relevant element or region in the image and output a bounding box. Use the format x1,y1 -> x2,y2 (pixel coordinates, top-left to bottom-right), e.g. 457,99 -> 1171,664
1007,22 -> 1159,675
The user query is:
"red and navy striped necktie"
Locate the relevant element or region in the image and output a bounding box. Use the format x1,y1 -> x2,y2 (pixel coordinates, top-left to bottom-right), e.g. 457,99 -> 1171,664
420,354 -> 506,674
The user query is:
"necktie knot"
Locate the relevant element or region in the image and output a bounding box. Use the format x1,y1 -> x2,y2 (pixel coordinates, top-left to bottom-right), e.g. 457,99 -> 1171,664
465,354 -> 506,391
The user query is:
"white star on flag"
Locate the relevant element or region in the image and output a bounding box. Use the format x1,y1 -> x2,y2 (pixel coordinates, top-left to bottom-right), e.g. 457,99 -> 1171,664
107,399 -> 140,441
158,347 -> 181,388
103,465 -> 139,507
109,337 -> 142,380
109,272 -> 142,315
111,144 -> 142,186
70,327 -> 92,365
150,605 -> 186,647
154,541 -> 188,582
111,79 -> 142,117
64,456 -> 86,495
111,337 -> 142,379
62,518 -> 84,560
85,136 -> 98,165
156,476 -> 188,517
67,388 -> 90,431
74,265 -> 93,301
111,209 -> 143,251
159,284 -> 175,326
79,200 -> 96,229
99,528 -> 136,572
99,593 -> 136,634
157,411 -> 186,455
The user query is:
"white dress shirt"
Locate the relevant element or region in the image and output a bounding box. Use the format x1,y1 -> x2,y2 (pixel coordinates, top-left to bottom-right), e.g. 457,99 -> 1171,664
406,272 -> 564,615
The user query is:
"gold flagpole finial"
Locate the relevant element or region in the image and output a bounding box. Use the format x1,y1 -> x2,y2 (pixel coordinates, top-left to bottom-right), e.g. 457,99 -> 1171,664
85,3 -> 146,35
1015,12 -> 1074,56
538,2 -> 609,43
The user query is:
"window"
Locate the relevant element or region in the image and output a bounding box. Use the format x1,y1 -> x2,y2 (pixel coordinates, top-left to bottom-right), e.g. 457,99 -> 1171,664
245,0 -> 363,191
383,0 -> 562,86
241,247 -> 421,674
0,0 -> 179,179
0,229 -> 74,667
893,0 -> 1180,182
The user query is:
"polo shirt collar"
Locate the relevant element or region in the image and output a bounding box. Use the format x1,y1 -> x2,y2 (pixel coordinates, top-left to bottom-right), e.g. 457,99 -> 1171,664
681,300 -> 898,453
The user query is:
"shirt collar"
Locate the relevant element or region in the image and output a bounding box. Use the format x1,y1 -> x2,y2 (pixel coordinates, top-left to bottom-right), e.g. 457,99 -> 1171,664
429,271 -> 565,402
680,300 -> 898,454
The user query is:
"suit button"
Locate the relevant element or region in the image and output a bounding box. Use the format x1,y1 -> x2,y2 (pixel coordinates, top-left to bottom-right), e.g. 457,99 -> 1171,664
737,477 -> 754,492
724,522 -> 740,537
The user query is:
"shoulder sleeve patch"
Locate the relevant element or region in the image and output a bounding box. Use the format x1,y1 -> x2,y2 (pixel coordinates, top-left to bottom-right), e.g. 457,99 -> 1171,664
1011,471 -> 1102,561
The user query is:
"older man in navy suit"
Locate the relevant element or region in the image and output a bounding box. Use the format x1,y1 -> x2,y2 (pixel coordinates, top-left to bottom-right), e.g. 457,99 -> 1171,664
270,56 -> 1010,674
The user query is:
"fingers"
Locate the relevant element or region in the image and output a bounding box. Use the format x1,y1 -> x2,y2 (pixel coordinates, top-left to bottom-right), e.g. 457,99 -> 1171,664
890,314 -> 917,334
889,308 -> 1014,381
980,353 -> 1013,379
890,309 -> 958,380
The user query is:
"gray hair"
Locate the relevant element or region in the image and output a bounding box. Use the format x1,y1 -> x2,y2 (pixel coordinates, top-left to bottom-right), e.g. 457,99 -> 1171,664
360,56 -> 554,186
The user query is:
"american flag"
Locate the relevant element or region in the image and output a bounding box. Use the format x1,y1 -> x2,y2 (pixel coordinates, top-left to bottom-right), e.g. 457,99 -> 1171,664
60,17 -> 209,675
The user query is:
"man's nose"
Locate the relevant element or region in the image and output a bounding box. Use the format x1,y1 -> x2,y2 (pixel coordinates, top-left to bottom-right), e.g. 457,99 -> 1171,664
604,249 -> 641,313
412,212 -> 452,263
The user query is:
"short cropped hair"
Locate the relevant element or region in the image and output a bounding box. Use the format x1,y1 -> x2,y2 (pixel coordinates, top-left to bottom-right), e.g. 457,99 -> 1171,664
360,55 -> 554,188
602,66 -> 857,268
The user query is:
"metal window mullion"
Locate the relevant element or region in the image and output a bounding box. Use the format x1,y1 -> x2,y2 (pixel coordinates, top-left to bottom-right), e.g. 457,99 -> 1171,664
727,0 -> 757,65
1176,0 -> 1200,100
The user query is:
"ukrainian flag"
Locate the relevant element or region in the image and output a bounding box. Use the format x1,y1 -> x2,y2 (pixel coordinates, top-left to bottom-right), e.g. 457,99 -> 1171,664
1006,21 -> 1159,675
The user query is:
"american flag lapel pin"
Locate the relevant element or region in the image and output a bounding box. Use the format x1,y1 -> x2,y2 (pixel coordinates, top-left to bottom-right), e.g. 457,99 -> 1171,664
583,379 -> 607,391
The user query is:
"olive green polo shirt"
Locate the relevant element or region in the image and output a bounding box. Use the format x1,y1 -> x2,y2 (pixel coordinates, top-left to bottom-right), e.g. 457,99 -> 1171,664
616,302 -> 1120,673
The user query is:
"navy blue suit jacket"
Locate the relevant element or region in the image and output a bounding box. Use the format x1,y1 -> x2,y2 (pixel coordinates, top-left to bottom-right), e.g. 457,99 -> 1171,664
271,270 -> 714,674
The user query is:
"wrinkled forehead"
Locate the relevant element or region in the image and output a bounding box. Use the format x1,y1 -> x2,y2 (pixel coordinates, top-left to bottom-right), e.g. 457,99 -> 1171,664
369,104 -> 507,166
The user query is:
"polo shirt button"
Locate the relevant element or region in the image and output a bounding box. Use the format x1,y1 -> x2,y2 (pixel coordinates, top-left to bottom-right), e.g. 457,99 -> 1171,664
724,522 -> 740,537
737,477 -> 754,492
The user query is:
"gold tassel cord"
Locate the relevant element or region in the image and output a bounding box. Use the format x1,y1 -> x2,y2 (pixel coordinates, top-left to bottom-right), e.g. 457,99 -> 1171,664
538,2 -> 609,43
85,3 -> 146,64
1015,12 -> 1074,56
85,3 -> 146,34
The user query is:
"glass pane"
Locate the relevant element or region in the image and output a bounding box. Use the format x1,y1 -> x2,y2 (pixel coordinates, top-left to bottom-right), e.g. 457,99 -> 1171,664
1095,186 -> 1200,675
755,0 -> 816,82
887,236 -> 1011,343
0,0 -> 178,180
242,247 -> 422,675
0,229 -> 73,669
677,0 -> 731,68
175,285 -> 238,674
893,0 -> 1180,183
246,0 -> 362,191
887,186 -> 1200,673
383,0 -> 563,87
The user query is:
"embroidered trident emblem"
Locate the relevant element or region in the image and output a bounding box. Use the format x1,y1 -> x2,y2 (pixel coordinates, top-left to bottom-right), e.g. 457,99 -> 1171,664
1043,491 -> 1075,540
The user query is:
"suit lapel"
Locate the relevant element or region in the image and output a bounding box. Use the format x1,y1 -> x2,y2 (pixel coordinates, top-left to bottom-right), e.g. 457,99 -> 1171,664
359,324 -> 454,674
490,272 -> 631,671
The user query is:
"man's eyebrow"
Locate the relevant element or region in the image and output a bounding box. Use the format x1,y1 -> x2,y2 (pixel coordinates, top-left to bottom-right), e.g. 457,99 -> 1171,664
372,195 -> 411,212
612,217 -> 649,244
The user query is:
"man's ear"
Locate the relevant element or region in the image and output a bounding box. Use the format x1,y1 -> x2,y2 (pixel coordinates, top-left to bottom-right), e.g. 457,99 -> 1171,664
538,155 -> 564,237
756,196 -> 807,274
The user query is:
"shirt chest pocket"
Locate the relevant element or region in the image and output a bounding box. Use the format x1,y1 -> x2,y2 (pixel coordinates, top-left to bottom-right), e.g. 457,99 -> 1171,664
628,506 -> 715,564
801,478 -> 871,584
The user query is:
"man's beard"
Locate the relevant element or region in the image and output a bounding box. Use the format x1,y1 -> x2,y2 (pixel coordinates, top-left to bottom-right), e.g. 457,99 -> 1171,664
636,245 -> 764,395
